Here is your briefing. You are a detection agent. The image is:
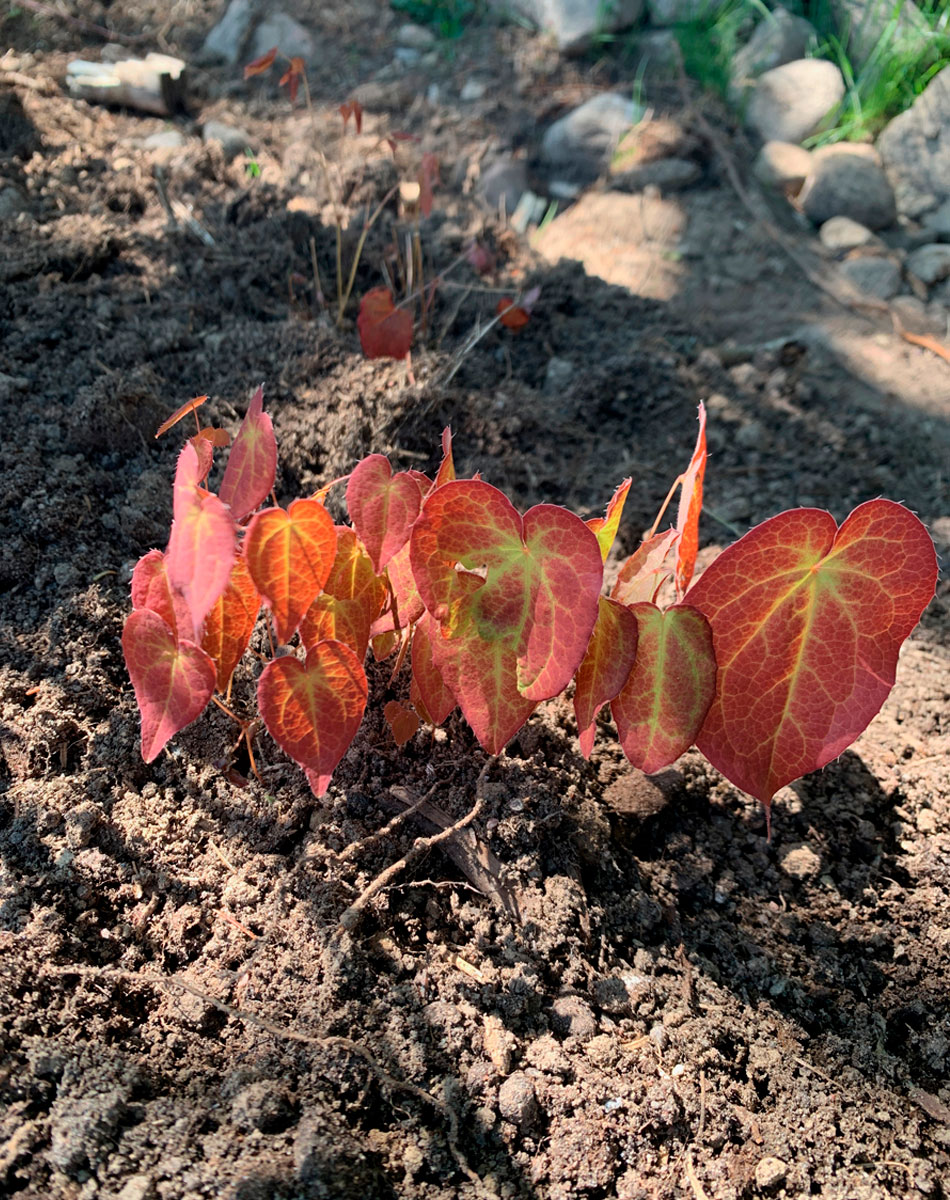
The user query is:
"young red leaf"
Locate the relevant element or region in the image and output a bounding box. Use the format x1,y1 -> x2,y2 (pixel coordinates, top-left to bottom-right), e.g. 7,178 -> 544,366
612,528 -> 679,606
674,401 -> 707,596
201,554 -> 261,694
410,480 -> 603,753
466,240 -> 495,276
339,99 -> 363,133
410,612 -> 456,726
244,46 -> 277,78
155,394 -> 208,439
165,441 -> 237,637
587,478 -> 632,563
258,641 -> 368,792
418,152 -> 439,218
357,288 -> 413,360
574,597 -> 640,758
244,499 -> 337,644
346,454 -> 424,574
279,56 -> 304,103
131,549 -> 193,638
433,426 -> 456,490
298,527 -> 387,659
685,500 -> 937,806
123,609 -> 216,762
219,384 -> 278,523
384,699 -> 420,748
611,602 -> 716,774
496,297 -> 530,331
195,426 -> 231,449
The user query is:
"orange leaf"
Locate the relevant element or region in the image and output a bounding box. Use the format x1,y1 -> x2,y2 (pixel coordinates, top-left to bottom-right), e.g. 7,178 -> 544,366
496,298 -> 530,330
155,395 -> 208,439
339,99 -> 363,134
674,401 -> 707,597
258,641 -> 368,793
384,700 -> 420,747
201,554 -> 261,695
244,46 -> 277,78
244,499 -> 337,644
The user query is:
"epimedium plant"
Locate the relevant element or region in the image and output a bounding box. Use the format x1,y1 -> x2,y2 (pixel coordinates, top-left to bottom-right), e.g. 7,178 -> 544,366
123,389 -> 938,822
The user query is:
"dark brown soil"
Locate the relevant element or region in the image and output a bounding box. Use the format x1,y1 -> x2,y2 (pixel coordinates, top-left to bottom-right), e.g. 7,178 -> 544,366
2,4 -> 949,1199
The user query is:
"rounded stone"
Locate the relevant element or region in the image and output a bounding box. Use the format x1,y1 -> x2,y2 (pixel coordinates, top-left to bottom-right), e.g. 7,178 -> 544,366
497,1071 -> 538,1128
755,1156 -> 788,1189
747,59 -> 845,144
800,153 -> 897,230
837,256 -> 902,301
819,215 -> 876,251
753,141 -> 812,194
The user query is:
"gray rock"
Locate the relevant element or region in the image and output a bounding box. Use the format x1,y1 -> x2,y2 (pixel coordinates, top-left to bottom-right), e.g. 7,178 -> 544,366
143,128 -> 185,150
753,140 -> 812,193
393,47 -> 420,66
878,68 -> 950,219
923,197 -> 950,238
202,119 -> 251,161
396,22 -> 436,49
497,1072 -> 539,1127
831,0 -> 930,71
501,0 -> 643,52
730,7 -> 816,98
249,12 -> 316,64
800,153 -> 896,229
747,59 -> 845,144
647,0 -> 730,23
906,242 -> 950,285
838,255 -> 902,300
543,356 -> 575,394
541,93 -> 644,182
611,156 -> 701,192
460,78 -> 487,102
735,419 -> 769,450
0,185 -> 29,219
890,293 -> 948,336
755,1156 -> 788,1190
202,0 -> 255,65
478,156 -> 528,213
819,215 -> 876,251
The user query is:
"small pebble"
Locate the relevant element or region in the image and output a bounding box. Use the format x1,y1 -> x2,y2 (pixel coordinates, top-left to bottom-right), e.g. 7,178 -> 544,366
755,1156 -> 787,1189
497,1071 -> 538,1128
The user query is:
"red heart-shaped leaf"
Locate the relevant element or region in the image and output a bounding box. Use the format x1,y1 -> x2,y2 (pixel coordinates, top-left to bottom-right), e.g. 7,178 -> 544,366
219,384 -> 277,522
130,549 -> 193,637
610,602 -> 716,774
346,454 -> 424,574
410,612 -> 456,726
573,597 -> 639,759
165,441 -> 237,637
122,609 -> 216,762
410,480 -> 603,753
258,642 -> 368,789
299,527 -> 387,659
685,500 -> 937,804
244,499 -> 337,644
384,699 -> 420,747
201,553 -> 261,694
357,288 -> 413,360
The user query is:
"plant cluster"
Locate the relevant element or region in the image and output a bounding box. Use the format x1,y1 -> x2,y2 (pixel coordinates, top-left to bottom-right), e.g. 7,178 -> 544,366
657,0 -> 950,144
124,390 -> 938,819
